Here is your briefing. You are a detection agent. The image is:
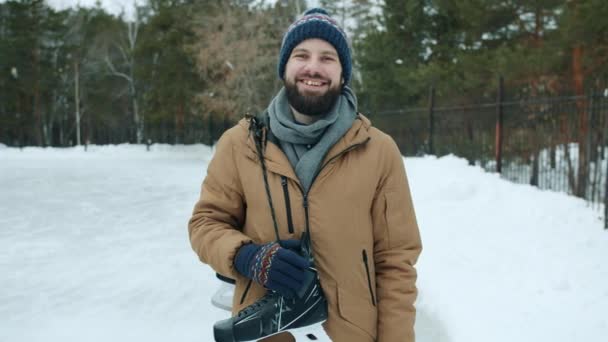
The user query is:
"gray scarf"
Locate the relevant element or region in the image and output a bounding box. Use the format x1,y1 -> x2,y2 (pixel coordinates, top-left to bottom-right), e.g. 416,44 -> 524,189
268,86 -> 357,193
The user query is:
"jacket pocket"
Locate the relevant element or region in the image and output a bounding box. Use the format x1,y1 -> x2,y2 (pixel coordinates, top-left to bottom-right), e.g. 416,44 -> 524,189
337,285 -> 378,340
362,249 -> 376,307
280,176 -> 294,234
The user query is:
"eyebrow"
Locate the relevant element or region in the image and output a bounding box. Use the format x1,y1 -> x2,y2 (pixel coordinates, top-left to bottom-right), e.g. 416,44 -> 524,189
292,48 -> 338,57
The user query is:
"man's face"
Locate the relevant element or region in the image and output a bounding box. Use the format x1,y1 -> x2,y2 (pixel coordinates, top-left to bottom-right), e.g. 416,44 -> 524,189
284,38 -> 343,117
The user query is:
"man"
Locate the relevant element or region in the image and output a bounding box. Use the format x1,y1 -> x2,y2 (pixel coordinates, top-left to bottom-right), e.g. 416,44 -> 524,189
189,8 -> 422,342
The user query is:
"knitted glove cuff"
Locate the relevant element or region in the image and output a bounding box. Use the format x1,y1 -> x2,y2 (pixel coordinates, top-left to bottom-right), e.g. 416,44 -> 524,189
250,243 -> 281,286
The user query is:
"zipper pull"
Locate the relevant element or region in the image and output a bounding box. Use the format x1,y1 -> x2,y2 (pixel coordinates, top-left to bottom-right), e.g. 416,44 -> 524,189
303,195 -> 308,209
281,176 -> 287,186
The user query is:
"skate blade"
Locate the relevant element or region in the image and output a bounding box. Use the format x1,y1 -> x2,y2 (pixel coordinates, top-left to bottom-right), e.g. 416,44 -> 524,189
238,322 -> 330,342
211,282 -> 234,311
284,322 -> 331,341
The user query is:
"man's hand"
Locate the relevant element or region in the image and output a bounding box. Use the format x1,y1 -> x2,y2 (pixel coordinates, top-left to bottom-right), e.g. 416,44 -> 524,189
234,240 -> 311,298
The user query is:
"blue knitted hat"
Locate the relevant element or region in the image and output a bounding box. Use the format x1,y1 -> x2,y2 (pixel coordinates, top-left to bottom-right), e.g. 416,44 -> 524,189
278,8 -> 351,85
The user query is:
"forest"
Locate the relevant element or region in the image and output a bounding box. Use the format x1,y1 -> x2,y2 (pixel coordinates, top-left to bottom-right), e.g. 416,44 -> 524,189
1,0 -> 607,147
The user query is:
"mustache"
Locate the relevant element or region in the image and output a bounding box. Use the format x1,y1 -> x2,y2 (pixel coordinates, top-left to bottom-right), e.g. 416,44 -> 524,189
296,72 -> 330,82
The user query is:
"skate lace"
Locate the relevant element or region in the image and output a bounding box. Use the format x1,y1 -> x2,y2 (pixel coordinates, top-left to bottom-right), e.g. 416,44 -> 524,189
238,293 -> 273,317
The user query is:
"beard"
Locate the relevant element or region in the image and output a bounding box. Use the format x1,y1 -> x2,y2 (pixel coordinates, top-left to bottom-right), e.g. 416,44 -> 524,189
284,78 -> 341,117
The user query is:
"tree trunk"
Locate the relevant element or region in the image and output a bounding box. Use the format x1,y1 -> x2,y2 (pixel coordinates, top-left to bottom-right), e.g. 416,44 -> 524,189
33,47 -> 42,146
132,90 -> 142,144
572,44 -> 588,198
75,60 -> 81,146
550,142 -> 556,169
530,150 -> 539,186
175,102 -> 185,144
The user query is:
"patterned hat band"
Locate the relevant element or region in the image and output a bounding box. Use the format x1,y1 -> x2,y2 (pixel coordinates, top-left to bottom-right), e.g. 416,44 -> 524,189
284,14 -> 347,42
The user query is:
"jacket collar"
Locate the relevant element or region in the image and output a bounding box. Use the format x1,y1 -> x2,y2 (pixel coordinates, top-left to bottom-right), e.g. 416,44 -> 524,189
240,113 -> 372,183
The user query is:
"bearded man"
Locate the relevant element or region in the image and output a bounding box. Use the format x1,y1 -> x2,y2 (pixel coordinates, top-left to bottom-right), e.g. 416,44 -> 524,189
189,8 -> 422,342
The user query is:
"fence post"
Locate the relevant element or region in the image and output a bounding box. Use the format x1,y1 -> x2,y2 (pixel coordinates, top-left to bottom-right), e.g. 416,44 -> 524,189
496,75 -> 504,173
605,157 -> 608,229
602,93 -> 608,229
428,86 -> 435,155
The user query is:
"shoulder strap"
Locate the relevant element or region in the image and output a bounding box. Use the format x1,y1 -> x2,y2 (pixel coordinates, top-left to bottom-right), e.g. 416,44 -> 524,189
245,111 -> 281,242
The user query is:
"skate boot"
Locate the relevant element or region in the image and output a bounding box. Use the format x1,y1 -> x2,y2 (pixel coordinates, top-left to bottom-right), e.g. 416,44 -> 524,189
213,235 -> 328,342
213,267 -> 327,341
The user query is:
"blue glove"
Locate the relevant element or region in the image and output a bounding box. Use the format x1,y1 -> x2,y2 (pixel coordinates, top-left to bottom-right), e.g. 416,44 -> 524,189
234,240 -> 311,299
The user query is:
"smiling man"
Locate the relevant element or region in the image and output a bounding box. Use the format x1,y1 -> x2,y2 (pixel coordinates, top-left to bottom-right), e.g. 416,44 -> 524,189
283,38 -> 343,121
189,8 -> 422,342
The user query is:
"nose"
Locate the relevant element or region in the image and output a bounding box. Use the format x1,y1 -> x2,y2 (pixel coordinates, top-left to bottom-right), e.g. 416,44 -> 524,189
301,57 -> 323,77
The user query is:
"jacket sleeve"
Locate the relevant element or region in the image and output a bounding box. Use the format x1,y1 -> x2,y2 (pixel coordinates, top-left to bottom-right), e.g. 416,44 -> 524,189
188,130 -> 252,279
371,134 -> 422,342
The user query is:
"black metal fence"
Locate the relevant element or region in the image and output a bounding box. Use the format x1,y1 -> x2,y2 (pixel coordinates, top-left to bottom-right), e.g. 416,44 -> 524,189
373,82 -> 608,229
69,114 -> 233,146
5,79 -> 606,228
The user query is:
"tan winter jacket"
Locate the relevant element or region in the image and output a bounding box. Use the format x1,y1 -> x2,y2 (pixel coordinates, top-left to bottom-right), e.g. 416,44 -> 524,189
189,114 -> 422,342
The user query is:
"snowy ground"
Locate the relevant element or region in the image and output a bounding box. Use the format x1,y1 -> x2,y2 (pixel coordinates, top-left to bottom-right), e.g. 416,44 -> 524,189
1,144 -> 607,342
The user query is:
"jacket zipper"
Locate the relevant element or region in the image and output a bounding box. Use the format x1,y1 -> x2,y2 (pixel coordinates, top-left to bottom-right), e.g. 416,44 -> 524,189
281,176 -> 295,234
294,138 -> 372,249
247,124 -> 371,307
240,279 -> 253,305
302,195 -> 312,256
362,249 -> 376,306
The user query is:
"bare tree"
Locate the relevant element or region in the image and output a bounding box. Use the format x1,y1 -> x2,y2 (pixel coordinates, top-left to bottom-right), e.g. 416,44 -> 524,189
191,3 -> 280,123
61,11 -> 88,146
105,6 -> 143,143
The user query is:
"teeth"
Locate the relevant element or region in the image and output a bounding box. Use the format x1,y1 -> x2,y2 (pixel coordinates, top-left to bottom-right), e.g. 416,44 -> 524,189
303,80 -> 323,86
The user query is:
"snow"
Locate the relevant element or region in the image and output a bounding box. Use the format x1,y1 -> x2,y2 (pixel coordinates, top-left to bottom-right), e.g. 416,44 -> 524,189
1,144 -> 607,341
409,156 -> 608,342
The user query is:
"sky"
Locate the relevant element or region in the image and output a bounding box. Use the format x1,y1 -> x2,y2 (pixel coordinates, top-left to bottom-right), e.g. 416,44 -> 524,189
1,143 -> 607,341
46,0 -> 141,19
44,0 -> 322,21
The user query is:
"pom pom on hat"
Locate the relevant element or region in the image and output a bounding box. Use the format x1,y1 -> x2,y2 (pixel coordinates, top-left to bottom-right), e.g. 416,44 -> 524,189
277,8 -> 351,85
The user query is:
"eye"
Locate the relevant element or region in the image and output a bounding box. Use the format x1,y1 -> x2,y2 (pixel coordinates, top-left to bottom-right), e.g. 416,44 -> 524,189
322,56 -> 337,62
292,53 -> 308,60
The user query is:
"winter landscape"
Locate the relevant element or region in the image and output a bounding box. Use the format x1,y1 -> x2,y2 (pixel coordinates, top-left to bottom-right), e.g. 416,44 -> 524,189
1,143 -> 607,341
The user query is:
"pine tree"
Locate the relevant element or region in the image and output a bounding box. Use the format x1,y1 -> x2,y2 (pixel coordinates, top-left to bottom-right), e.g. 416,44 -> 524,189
356,0 -> 429,111
137,0 -> 203,144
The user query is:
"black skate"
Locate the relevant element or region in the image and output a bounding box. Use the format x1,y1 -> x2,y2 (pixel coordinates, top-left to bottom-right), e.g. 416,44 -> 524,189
213,236 -> 328,341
